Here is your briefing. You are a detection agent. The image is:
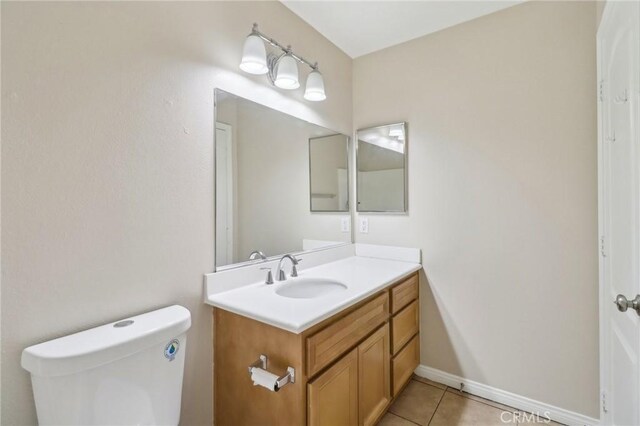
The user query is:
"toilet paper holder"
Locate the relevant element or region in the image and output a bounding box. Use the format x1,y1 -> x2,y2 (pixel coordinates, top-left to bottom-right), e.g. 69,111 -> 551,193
248,354 -> 295,391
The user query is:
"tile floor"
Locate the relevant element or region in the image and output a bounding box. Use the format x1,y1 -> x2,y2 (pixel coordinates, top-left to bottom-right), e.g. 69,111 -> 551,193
377,376 -> 564,426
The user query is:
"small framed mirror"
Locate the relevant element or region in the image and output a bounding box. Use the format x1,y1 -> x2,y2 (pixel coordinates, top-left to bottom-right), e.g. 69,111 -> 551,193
309,135 -> 350,212
356,122 -> 408,213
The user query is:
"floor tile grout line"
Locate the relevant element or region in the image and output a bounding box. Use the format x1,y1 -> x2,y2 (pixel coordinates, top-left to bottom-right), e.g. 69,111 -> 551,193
392,380 -> 542,426
388,380 -> 445,426
390,380 -> 534,426
387,411 -> 422,426
414,378 -> 564,424
443,387 -> 518,414
385,381 -> 423,425
411,376 -> 447,391
425,386 -> 448,425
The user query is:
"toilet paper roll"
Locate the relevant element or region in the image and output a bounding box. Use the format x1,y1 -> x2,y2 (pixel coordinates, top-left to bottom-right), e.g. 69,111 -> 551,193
250,367 -> 280,391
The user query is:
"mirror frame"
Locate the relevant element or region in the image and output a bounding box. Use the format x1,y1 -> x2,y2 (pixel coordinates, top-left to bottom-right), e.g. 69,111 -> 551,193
213,88 -> 353,272
356,121 -> 409,214
308,134 -> 351,213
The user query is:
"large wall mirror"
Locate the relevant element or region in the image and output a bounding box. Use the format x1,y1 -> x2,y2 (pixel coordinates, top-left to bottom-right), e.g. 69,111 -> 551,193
356,122 -> 408,213
215,89 -> 351,270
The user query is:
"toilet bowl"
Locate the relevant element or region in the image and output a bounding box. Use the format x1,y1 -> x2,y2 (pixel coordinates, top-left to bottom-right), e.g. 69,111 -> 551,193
21,305 -> 191,425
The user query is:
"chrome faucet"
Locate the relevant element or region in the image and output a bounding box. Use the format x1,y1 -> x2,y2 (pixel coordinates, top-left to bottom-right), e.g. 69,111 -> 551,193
260,267 -> 274,285
276,254 -> 300,281
249,250 -> 267,261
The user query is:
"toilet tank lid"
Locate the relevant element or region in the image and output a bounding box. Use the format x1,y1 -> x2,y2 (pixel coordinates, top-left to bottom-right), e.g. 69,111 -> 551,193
21,305 -> 191,377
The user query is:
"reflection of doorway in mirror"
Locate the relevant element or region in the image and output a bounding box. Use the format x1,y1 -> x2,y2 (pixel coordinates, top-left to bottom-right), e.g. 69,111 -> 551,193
309,134 -> 350,212
337,168 -> 348,210
215,122 -> 234,266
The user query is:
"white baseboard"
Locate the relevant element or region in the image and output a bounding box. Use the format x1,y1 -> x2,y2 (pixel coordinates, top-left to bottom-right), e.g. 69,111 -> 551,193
414,365 -> 599,426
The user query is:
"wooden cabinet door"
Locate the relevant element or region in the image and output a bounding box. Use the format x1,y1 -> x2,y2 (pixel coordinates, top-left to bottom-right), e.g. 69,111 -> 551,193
308,348 -> 358,426
358,324 -> 391,426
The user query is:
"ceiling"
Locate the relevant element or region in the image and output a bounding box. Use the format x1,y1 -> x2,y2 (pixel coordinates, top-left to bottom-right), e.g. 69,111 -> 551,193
281,1 -> 522,58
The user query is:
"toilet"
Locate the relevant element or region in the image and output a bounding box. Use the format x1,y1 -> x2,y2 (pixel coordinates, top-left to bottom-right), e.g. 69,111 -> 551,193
21,305 -> 191,425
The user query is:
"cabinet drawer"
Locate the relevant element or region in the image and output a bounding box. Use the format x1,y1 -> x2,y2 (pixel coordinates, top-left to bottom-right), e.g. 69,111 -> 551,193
392,334 -> 420,396
391,273 -> 418,314
307,293 -> 389,377
391,300 -> 419,355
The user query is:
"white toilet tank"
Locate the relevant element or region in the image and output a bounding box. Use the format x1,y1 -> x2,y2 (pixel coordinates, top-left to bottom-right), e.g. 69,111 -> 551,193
21,305 -> 191,426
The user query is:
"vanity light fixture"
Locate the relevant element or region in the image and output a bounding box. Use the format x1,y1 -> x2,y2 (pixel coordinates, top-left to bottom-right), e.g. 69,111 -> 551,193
239,32 -> 269,75
389,126 -> 403,138
239,23 -> 326,101
304,70 -> 327,101
274,53 -> 300,90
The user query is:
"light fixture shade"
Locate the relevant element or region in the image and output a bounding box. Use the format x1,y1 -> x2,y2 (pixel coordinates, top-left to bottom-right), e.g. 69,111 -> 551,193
239,34 -> 268,75
304,70 -> 326,101
389,126 -> 403,137
274,54 -> 300,89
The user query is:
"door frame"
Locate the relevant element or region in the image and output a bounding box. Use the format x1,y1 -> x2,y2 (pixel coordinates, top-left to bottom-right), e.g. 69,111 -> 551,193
597,1 -> 640,424
597,3 -> 607,422
215,121 -> 234,265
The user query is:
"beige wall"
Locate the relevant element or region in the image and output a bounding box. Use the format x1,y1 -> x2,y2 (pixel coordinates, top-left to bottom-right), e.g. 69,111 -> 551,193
353,1 -> 599,418
597,0 -> 607,28
0,2 -> 351,424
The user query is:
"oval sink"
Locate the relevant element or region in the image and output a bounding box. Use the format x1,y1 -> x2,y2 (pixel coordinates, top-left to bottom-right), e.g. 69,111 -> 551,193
275,278 -> 347,299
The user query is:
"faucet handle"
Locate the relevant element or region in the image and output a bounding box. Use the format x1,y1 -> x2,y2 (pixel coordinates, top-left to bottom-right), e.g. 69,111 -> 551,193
291,259 -> 302,277
260,267 -> 274,285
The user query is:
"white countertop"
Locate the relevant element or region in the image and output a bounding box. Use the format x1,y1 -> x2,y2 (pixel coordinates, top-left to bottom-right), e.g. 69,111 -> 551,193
205,255 -> 422,334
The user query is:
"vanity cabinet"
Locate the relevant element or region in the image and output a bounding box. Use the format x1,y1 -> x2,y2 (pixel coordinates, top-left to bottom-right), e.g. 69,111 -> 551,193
213,272 -> 420,426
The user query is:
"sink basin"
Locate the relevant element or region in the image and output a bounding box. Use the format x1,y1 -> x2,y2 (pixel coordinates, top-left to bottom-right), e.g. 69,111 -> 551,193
275,278 -> 347,299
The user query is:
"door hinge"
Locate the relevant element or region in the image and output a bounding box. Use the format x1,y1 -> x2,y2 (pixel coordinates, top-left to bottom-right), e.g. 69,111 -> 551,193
599,80 -> 605,102
606,130 -> 616,143
602,390 -> 608,413
600,236 -> 607,257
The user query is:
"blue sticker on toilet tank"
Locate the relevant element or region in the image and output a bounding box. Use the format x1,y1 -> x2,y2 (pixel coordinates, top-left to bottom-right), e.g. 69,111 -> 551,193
164,339 -> 179,361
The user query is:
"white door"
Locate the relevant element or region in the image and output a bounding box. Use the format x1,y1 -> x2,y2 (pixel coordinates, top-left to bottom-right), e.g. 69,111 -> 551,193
215,122 -> 234,266
598,1 -> 640,424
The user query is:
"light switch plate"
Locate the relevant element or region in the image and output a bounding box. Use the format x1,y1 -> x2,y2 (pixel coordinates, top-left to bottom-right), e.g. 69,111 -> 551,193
341,217 -> 350,233
359,217 -> 369,234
